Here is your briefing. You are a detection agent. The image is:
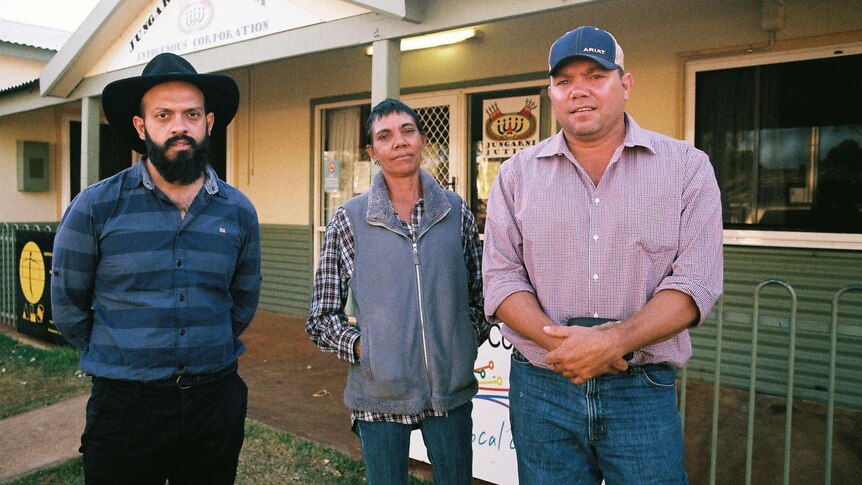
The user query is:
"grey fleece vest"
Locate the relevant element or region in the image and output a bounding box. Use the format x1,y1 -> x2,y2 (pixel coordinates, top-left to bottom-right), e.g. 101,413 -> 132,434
342,171 -> 478,415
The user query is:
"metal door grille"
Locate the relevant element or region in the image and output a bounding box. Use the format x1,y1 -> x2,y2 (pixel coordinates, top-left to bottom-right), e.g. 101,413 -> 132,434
416,105 -> 451,189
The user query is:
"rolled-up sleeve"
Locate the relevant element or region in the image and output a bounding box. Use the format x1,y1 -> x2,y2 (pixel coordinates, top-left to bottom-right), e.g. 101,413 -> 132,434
482,162 -> 536,321
654,148 -> 724,324
51,192 -> 97,350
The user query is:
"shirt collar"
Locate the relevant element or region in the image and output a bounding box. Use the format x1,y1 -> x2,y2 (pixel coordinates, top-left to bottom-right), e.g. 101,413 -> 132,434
122,156 -> 221,196
537,113 -> 656,160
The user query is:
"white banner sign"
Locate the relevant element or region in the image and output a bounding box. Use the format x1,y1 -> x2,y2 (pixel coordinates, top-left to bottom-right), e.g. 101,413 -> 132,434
409,323 -> 518,484
88,0 -> 368,76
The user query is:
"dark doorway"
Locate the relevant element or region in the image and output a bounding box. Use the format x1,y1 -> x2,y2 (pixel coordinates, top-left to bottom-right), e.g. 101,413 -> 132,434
69,122 -> 130,200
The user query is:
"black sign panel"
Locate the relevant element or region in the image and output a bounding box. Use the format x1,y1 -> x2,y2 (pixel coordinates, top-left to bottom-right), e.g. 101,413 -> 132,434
15,230 -> 66,345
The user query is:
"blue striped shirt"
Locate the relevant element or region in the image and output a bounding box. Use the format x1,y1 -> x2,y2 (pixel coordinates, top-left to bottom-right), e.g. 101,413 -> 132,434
51,159 -> 261,381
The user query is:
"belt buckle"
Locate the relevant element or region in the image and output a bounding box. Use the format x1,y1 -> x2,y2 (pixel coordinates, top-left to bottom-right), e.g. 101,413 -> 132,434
176,375 -> 192,390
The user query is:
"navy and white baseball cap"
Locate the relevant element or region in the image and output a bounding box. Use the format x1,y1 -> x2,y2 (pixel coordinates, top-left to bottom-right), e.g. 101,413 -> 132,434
548,26 -> 624,75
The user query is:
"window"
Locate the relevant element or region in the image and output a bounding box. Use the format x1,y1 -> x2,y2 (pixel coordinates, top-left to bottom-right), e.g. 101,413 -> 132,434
319,104 -> 372,225
694,53 -> 862,236
467,87 -> 552,232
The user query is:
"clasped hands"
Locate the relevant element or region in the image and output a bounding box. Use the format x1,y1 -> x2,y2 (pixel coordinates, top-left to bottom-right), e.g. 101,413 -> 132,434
543,321 -> 629,385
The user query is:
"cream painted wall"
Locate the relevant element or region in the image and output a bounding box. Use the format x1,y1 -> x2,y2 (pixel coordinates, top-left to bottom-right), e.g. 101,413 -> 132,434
227,50 -> 373,225
0,55 -> 44,91
0,107 -> 59,222
239,0 -> 862,226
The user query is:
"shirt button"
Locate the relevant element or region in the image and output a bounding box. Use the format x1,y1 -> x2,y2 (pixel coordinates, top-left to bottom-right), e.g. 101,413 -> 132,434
593,234 -> 599,241
176,259 -> 182,267
179,294 -> 185,302
179,328 -> 186,336
592,273 -> 599,281
594,197 -> 600,204
593,312 -> 599,318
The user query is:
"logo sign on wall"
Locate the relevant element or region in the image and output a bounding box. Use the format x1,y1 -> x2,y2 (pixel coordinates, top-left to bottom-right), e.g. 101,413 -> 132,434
15,231 -> 65,345
88,0 -> 370,75
409,323 -> 519,484
482,95 -> 541,159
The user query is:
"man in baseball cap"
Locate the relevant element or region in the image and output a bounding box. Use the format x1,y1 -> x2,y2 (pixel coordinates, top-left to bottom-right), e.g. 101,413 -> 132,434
52,53 -> 261,484
548,25 -> 625,74
483,25 -> 722,484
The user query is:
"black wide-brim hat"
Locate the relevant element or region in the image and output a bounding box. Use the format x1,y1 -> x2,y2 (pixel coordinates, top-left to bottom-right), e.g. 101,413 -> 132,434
102,53 -> 239,154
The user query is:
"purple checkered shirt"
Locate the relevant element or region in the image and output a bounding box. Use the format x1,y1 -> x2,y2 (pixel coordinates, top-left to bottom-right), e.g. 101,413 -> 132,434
482,114 -> 723,369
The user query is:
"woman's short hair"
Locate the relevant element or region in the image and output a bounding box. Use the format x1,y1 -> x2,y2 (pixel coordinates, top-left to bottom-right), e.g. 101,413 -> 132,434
365,98 -> 426,145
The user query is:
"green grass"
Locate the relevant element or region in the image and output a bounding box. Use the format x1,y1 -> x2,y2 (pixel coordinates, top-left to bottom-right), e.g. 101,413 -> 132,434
3,420 -> 430,485
3,457 -> 84,485
0,333 -> 89,419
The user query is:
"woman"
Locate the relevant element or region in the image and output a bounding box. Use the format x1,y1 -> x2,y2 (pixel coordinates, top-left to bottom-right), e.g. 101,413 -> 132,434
306,98 -> 489,484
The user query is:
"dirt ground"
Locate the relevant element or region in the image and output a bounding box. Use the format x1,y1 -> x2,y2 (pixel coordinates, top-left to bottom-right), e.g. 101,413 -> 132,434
239,311 -> 862,484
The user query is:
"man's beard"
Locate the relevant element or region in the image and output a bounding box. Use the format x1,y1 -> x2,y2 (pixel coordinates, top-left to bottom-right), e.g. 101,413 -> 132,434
144,130 -> 209,185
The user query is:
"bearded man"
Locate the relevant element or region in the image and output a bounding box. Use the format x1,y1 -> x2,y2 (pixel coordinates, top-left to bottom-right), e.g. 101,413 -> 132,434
51,53 -> 261,485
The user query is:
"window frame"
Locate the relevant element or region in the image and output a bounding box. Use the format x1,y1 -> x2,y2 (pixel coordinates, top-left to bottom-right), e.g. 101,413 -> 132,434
684,42 -> 862,251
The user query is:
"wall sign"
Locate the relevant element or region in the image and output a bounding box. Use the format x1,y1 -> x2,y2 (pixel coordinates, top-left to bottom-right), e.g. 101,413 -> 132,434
482,95 -> 541,159
323,154 -> 341,192
15,231 -> 65,345
409,324 -> 519,484
88,0 -> 369,75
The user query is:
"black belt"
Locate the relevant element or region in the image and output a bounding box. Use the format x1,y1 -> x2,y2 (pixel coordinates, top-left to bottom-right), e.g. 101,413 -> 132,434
510,317 -> 635,363
566,317 -> 634,361
512,348 -> 670,376
94,361 -> 238,390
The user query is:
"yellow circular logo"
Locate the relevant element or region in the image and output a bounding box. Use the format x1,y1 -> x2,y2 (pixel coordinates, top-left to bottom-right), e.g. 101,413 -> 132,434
19,241 -> 45,304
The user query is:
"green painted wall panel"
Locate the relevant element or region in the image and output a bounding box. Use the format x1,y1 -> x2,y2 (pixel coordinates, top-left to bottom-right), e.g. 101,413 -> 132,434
258,224 -> 313,317
689,246 -> 862,409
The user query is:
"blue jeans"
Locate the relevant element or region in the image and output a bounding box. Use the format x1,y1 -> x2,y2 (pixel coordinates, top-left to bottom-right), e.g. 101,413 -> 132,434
355,402 -> 473,485
509,352 -> 687,485
81,369 -> 247,485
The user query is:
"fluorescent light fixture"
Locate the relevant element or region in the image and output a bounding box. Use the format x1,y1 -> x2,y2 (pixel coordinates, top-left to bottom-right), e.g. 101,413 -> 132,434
365,28 -> 478,55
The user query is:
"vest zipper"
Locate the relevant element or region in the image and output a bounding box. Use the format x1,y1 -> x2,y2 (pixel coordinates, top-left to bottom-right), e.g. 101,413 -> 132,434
366,202 -> 451,402
412,241 -> 432,394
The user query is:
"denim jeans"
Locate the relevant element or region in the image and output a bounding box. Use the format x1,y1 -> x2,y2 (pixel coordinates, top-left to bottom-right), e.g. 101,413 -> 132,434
81,369 -> 247,485
355,402 -> 473,485
509,352 -> 687,485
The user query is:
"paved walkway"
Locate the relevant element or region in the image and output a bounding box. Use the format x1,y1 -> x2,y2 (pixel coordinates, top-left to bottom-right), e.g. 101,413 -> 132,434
0,395 -> 87,482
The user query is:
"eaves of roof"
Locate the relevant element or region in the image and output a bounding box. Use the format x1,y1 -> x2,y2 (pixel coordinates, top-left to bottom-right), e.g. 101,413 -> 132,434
0,79 -> 39,97
0,18 -> 70,51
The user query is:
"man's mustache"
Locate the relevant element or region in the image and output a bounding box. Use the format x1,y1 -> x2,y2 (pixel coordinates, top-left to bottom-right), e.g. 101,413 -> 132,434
165,135 -> 198,149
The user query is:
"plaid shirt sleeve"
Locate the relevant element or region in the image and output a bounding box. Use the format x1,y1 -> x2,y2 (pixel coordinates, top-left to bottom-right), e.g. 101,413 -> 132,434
461,200 -> 491,345
306,207 -> 361,363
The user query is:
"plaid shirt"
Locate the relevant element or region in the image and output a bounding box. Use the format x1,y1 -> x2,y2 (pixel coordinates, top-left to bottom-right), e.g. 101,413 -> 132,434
307,196 -> 487,425
483,115 -> 723,369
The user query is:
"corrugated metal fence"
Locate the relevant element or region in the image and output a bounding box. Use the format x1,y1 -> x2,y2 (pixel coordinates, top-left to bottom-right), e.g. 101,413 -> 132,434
679,283 -> 862,484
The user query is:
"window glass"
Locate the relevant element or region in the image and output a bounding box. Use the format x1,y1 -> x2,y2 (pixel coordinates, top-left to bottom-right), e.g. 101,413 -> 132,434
468,87 -> 551,232
320,104 -> 371,225
695,54 -> 862,233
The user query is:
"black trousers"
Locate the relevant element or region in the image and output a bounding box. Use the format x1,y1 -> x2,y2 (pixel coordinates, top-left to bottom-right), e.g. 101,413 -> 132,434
81,368 -> 248,485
